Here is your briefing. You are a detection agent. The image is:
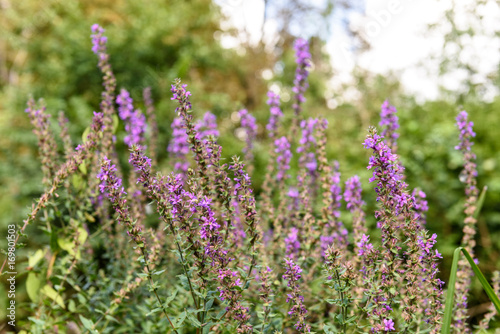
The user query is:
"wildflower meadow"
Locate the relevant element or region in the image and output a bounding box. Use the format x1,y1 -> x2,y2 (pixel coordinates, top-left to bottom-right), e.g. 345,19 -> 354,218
1,19 -> 499,334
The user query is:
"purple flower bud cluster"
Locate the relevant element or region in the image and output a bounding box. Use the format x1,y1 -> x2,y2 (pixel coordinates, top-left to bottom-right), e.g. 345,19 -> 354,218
167,117 -> 190,173
91,24 -> 107,55
455,111 -> 476,152
266,91 -> 283,140
363,130 -> 408,218
195,111 -> 219,142
379,100 -> 399,152
171,80 -> 211,189
229,157 -> 259,248
297,118 -> 319,174
90,24 -> 116,157
274,136 -> 292,182
364,128 -> 443,329
25,98 -> 59,186
285,227 -> 301,259
97,157 -> 144,244
344,176 -> 365,212
326,162 -> 348,249
238,109 -> 257,163
453,110 -> 479,332
412,188 -> 428,226
292,38 -> 311,116
116,89 -> 147,147
283,258 -> 310,332
357,234 -> 374,257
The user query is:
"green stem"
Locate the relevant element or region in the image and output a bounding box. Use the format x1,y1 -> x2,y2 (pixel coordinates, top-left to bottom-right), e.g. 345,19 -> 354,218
140,247 -> 179,334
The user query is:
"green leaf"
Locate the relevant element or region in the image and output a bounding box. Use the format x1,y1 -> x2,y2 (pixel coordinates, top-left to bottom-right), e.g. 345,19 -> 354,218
187,312 -> 202,328
173,310 -> 187,328
28,249 -> 46,268
474,186 -> 487,219
112,114 -> 119,134
442,247 -> 500,334
461,248 -> 500,313
41,284 -> 65,309
81,126 -> 90,143
205,298 -> 214,311
164,288 -> 178,307
146,307 -> 162,317
79,315 -> 98,333
26,272 -> 41,302
78,161 -> 87,175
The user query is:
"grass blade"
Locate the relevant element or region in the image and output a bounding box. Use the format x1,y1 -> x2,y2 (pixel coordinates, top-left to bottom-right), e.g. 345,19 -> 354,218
442,247 -> 462,334
461,248 -> 500,314
473,186 -> 488,219
441,246 -> 500,334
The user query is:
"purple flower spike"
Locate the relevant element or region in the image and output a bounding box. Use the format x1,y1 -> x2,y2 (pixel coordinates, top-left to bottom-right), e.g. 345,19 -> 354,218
283,258 -> 310,332
297,118 -> 319,174
266,91 -> 283,140
274,136 -> 292,182
167,117 -> 190,174
116,89 -> 147,147
195,111 -> 219,143
91,24 -> 107,55
285,227 -> 301,259
292,38 -> 311,116
455,111 -> 476,152
238,109 -> 257,163
379,100 -> 399,152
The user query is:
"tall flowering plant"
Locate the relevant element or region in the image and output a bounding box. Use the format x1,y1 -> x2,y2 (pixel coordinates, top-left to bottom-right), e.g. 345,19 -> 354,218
9,24 -> 499,334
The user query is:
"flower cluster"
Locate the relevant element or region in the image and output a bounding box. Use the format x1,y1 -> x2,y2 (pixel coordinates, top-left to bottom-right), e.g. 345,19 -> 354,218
90,24 -> 116,156
274,136 -> 292,182
412,188 -> 429,226
379,100 -> 399,152
266,91 -> 283,140
116,89 -> 147,147
97,157 -> 144,244
91,24 -> 107,55
167,117 -> 190,173
292,38 -> 311,117
238,109 -> 257,164
453,110 -> 479,332
195,111 -> 219,142
25,98 -> 59,186
297,118 -> 319,174
283,258 -> 310,332
364,128 -> 443,330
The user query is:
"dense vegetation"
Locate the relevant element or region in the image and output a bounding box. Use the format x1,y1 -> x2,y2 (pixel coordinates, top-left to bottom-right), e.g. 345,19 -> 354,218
1,1 -> 499,333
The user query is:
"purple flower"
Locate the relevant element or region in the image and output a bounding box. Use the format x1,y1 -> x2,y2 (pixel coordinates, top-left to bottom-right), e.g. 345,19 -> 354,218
455,110 -> 476,152
383,318 -> 395,331
167,117 -> 190,173
292,38 -> 311,116
266,91 -> 283,139
116,89 -> 147,147
379,100 -> 399,152
412,188 -> 428,226
285,228 -> 301,259
283,258 -> 310,332
345,176 -> 365,211
297,118 -> 319,174
195,111 -> 219,142
91,24 -> 107,54
238,109 -> 257,162
357,234 -> 374,256
275,136 -> 292,182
